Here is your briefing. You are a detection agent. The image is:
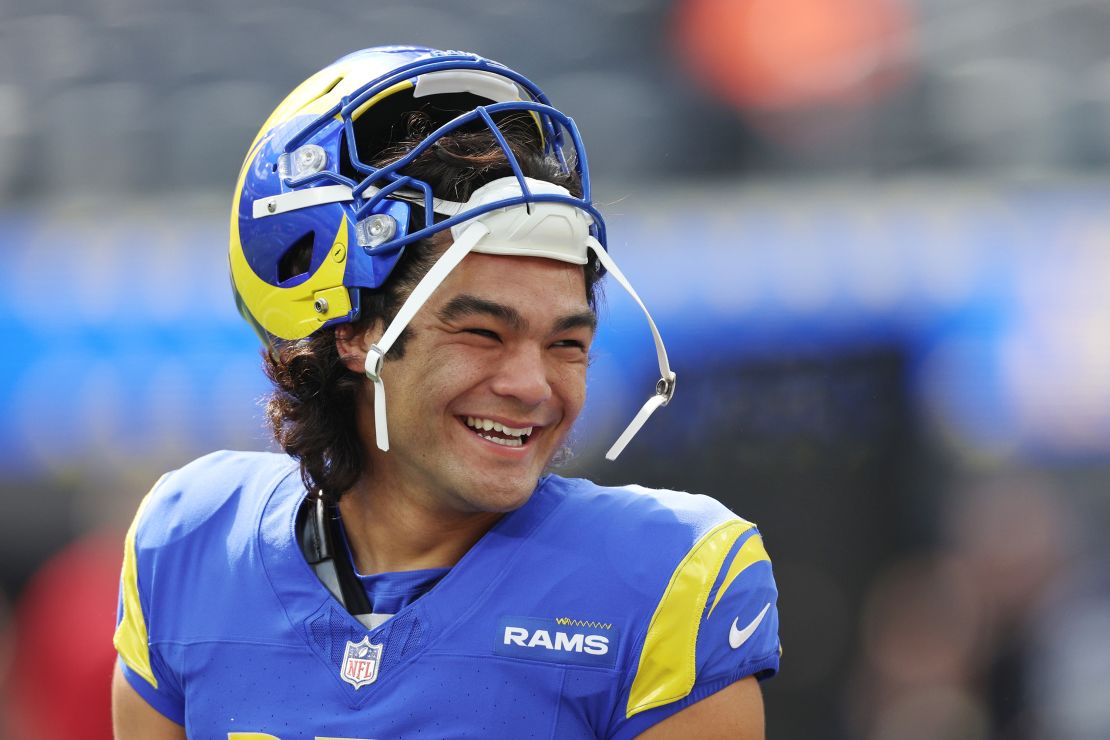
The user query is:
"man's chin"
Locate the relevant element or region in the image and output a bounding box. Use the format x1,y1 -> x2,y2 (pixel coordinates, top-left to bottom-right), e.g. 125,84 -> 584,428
459,473 -> 541,514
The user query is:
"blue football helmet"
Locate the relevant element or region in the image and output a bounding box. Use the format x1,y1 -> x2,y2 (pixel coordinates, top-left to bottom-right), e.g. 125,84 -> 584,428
230,46 -> 674,459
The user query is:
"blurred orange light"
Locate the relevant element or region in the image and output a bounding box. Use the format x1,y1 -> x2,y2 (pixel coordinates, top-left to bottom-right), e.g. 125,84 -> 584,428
673,0 -> 914,110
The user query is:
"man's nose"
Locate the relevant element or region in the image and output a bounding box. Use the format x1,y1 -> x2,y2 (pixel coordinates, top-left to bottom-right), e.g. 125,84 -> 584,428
490,345 -> 553,407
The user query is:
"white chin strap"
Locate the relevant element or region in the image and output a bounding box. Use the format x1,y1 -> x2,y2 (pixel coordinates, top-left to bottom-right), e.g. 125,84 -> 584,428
363,177 -> 675,461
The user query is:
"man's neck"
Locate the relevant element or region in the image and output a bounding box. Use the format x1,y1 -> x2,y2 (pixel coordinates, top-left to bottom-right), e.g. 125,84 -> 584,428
336,482 -> 503,575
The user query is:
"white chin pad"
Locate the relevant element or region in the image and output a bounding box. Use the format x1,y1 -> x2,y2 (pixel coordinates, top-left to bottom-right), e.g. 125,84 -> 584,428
365,176 -> 675,460
450,178 -> 591,265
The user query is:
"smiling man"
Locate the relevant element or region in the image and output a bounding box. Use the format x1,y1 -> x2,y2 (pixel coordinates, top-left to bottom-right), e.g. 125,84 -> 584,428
112,46 -> 781,739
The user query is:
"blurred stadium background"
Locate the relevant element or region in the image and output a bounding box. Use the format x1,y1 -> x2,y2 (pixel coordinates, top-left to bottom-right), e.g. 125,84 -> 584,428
3,0 -> 1110,738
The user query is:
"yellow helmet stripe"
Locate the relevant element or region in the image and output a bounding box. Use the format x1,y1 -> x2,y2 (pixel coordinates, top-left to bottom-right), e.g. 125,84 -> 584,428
347,80 -> 416,122
247,70 -> 345,158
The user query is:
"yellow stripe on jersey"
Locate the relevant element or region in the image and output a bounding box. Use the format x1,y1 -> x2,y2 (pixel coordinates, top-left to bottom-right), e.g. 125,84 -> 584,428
705,532 -> 770,620
112,476 -> 164,689
626,518 -> 754,718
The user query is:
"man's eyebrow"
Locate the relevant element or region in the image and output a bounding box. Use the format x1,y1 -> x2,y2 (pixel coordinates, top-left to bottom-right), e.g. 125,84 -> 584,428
436,294 -> 597,334
553,310 -> 598,335
437,295 -> 526,331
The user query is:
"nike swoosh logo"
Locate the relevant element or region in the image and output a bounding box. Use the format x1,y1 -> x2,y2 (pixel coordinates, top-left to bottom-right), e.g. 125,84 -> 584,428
729,603 -> 771,649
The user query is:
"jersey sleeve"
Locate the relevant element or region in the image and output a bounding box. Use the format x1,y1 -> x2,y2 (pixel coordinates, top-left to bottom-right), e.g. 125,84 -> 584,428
609,519 -> 781,739
113,474 -> 187,725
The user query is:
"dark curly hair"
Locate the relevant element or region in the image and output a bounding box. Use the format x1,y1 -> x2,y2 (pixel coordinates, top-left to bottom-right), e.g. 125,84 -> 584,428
263,107 -> 602,500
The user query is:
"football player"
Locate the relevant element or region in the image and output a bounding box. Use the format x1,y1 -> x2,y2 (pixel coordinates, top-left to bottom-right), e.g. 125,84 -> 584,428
112,46 -> 780,739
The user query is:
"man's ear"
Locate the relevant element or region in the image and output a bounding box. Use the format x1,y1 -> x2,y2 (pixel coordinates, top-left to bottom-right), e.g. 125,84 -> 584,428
335,323 -> 383,375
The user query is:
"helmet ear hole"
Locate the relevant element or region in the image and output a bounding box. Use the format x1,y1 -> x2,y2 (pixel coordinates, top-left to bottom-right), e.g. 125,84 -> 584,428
277,232 -> 316,284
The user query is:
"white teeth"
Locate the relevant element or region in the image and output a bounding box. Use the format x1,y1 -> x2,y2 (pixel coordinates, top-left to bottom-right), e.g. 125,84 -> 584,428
479,434 -> 523,447
464,417 -> 534,438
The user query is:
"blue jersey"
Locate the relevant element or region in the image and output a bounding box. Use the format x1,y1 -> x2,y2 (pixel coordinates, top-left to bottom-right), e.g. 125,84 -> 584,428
114,451 -> 780,739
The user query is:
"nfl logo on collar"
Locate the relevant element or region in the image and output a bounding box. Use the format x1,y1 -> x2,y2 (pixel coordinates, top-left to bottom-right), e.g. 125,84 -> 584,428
341,636 -> 383,689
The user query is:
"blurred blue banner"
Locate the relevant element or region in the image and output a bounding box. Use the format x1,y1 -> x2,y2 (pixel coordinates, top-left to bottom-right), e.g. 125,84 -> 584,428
4,183 -> 1109,474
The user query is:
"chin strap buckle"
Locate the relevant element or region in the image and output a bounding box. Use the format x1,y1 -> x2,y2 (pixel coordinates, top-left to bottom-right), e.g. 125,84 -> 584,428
655,375 -> 676,405
605,371 -> 677,462
364,345 -> 389,451
364,344 -> 386,382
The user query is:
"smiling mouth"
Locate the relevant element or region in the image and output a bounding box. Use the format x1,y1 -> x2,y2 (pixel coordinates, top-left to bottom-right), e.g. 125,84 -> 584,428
461,416 -> 535,448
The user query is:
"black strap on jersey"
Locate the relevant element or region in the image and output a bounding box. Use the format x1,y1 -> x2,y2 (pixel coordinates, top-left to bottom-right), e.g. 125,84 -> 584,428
296,496 -> 373,617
